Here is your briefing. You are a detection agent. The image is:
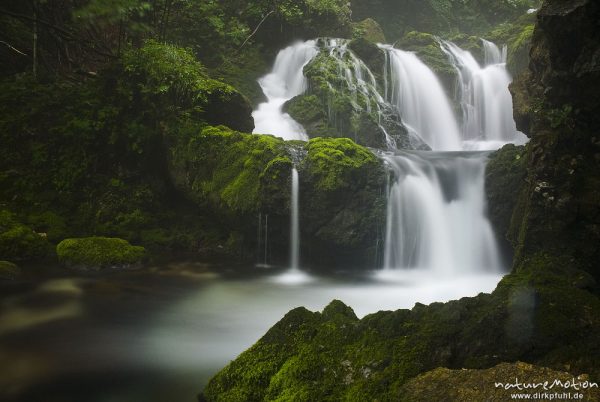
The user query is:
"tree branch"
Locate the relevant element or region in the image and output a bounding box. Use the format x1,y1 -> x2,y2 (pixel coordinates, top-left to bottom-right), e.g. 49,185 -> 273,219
237,10 -> 274,52
0,40 -> 27,56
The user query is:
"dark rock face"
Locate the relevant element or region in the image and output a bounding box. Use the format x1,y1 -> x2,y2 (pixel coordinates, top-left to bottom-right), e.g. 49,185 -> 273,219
298,138 -> 386,269
203,88 -> 254,133
510,0 -> 600,274
485,144 -> 528,259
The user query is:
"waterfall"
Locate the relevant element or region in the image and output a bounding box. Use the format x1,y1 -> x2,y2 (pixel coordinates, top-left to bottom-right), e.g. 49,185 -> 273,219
383,151 -> 501,273
290,167 -> 300,270
252,40 -> 318,141
440,39 -> 528,149
380,46 -> 462,151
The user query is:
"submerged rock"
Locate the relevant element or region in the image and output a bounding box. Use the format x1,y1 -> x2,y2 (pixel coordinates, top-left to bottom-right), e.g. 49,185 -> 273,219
56,237 -> 146,271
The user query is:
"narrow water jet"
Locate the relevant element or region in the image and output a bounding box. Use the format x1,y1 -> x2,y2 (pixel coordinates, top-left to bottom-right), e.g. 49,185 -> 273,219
252,41 -> 318,140
290,167 -> 300,270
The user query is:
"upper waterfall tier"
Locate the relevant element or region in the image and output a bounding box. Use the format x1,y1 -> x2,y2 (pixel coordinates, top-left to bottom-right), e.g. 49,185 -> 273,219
252,40 -> 318,141
380,45 -> 462,151
440,39 -> 528,150
253,38 -> 528,152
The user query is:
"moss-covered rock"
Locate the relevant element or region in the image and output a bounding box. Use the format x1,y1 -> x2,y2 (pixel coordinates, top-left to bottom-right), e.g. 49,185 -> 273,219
0,260 -> 20,280
56,237 -> 146,270
400,362 -> 600,402
0,210 -> 51,261
351,18 -> 386,43
299,138 -> 386,269
167,127 -> 387,268
484,12 -> 536,75
201,252 -> 600,400
284,41 -> 412,150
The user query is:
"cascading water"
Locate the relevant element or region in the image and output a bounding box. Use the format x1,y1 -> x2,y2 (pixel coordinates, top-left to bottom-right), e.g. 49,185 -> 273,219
290,167 -> 300,270
440,39 -> 528,149
252,40 -> 318,140
383,151 -> 501,273
380,45 -> 462,151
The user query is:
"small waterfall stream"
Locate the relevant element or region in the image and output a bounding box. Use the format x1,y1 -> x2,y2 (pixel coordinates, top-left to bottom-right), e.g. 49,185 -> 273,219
252,41 -> 318,140
290,167 -> 300,270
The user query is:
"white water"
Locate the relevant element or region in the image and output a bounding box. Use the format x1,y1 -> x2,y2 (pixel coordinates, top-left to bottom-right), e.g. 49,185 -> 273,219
290,167 -> 300,270
381,45 -> 463,151
321,39 -> 398,148
383,151 -> 502,272
252,41 -> 318,140
440,39 -> 528,149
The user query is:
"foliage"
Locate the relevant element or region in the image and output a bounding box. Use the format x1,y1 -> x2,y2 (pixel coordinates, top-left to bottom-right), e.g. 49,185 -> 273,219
303,137 -> 378,191
0,260 -> 20,280
56,237 -> 146,269
0,210 -> 51,261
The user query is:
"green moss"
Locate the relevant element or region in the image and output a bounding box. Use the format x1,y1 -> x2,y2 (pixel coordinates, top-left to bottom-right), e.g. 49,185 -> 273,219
351,18 -> 386,43
0,210 -> 51,261
56,237 -> 146,270
303,137 -> 377,192
168,125 -> 289,213
202,250 -> 600,400
0,260 -> 20,280
484,12 -> 536,75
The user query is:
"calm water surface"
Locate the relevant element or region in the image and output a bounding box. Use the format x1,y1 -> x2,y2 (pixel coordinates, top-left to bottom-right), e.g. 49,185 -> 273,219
0,262 -> 503,402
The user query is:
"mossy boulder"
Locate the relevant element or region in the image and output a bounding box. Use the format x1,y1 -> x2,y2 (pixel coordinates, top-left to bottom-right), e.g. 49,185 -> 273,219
167,127 -> 387,268
0,261 -> 20,280
56,237 -> 146,271
351,18 -> 386,44
0,210 -> 51,261
298,137 -> 386,269
284,43 -> 411,150
202,253 -> 600,400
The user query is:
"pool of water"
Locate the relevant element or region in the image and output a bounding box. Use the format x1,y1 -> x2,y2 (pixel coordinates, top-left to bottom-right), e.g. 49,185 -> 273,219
0,262 -> 503,402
